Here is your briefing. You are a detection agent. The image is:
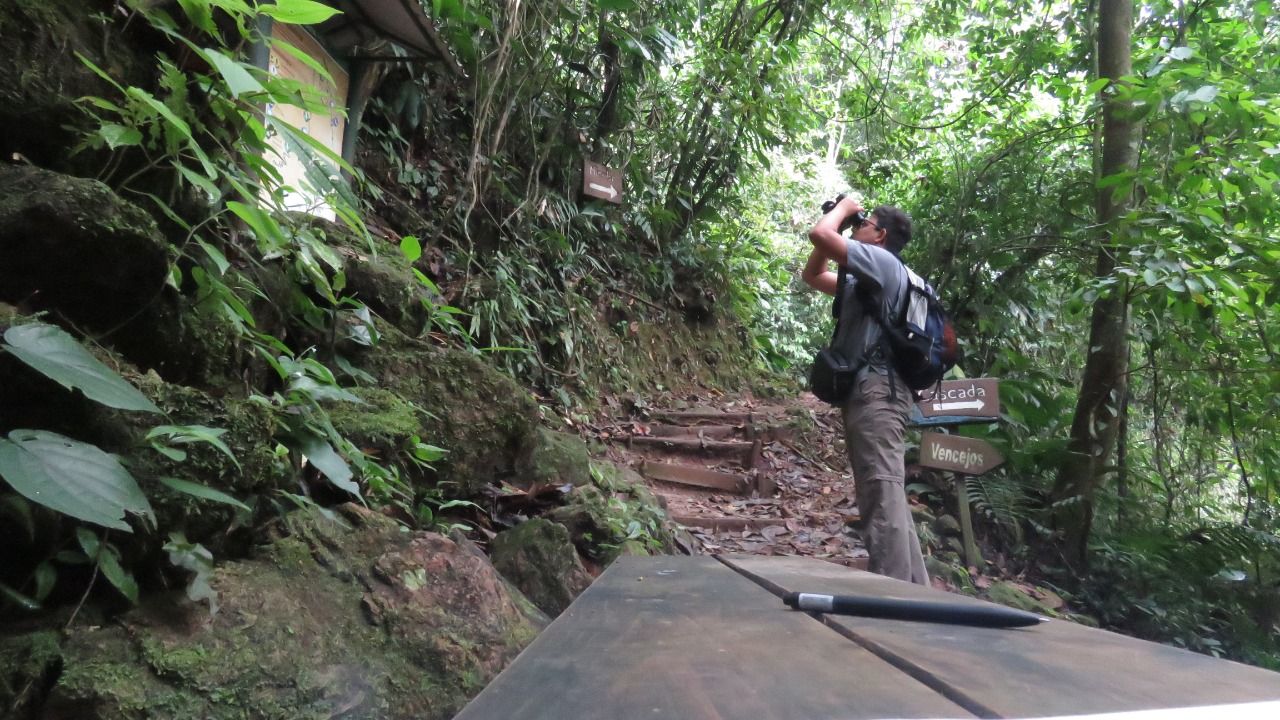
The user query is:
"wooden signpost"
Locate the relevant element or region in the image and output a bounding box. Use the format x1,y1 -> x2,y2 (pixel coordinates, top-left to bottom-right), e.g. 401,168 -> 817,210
582,159 -> 623,204
920,433 -> 1004,475
913,379 -> 1005,568
911,378 -> 1000,426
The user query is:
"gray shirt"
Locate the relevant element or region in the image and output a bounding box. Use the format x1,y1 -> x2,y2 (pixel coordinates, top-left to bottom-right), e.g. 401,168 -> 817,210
833,240 -> 908,373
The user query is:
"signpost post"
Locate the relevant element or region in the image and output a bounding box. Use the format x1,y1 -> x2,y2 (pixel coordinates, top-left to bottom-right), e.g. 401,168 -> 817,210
582,159 -> 623,204
912,379 -> 1004,568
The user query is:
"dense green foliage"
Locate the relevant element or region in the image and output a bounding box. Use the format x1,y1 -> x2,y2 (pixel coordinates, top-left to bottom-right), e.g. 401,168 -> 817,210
0,0 -> 1275,674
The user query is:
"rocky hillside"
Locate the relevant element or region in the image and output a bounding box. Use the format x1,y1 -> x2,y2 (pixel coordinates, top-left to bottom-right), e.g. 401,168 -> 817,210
0,2 -> 743,717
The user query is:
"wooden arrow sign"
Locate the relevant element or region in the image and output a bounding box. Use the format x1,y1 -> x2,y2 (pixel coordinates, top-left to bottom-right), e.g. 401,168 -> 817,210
919,432 -> 1005,475
916,378 -> 1000,419
582,159 -> 623,204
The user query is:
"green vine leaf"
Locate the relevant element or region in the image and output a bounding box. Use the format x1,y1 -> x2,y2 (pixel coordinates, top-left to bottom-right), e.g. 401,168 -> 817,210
158,477 -> 252,512
0,430 -> 154,532
147,424 -> 242,471
2,323 -> 160,414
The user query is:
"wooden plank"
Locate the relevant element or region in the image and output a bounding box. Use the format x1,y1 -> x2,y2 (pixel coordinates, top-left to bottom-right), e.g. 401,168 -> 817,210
629,436 -> 754,465
650,410 -> 754,424
641,461 -> 749,493
671,515 -> 787,532
455,556 -> 975,720
720,555 -> 1280,717
649,424 -> 738,440
755,470 -> 778,498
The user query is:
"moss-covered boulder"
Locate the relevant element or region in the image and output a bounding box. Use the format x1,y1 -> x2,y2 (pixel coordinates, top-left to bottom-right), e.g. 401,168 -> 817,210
0,629 -> 63,714
910,503 -> 937,526
357,330 -> 541,496
0,166 -> 169,331
18,505 -> 542,720
547,482 -> 676,564
302,216 -> 444,337
326,386 -> 427,461
933,514 -> 962,537
490,519 -> 593,617
924,556 -> 973,591
522,428 -> 592,489
0,0 -> 153,173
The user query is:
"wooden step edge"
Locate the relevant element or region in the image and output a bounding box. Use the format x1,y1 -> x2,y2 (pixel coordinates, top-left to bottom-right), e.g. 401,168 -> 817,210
649,424 -> 740,440
629,435 -> 754,455
649,410 -> 754,425
640,460 -> 750,494
671,515 -> 788,533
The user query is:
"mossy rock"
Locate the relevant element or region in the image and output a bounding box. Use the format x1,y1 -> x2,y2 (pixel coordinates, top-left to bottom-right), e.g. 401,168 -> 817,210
35,505 -> 543,719
546,485 -> 613,550
924,556 -> 973,592
522,428 -> 592,489
986,581 -> 1058,616
0,166 -> 169,332
304,217 -> 437,337
356,329 -> 540,496
0,0 -> 154,173
911,504 -> 937,525
586,461 -> 646,493
0,629 -> 63,715
490,519 -> 593,617
326,386 -> 427,459
109,283 -> 255,389
933,514 -> 962,537
547,484 -> 675,564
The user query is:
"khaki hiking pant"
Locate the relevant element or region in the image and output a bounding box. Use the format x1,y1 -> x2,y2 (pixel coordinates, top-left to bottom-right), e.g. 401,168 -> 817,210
842,369 -> 929,586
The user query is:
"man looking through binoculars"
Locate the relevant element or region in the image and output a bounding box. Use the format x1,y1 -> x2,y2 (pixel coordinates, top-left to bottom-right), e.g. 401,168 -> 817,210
802,196 -> 929,586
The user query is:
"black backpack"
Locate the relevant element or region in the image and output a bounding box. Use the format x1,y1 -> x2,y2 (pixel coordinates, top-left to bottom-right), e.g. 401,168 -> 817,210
809,264 -> 960,403
870,263 -> 960,391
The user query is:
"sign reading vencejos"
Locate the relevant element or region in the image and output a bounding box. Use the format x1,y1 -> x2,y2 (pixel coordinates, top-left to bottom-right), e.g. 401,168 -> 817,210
919,432 -> 1005,475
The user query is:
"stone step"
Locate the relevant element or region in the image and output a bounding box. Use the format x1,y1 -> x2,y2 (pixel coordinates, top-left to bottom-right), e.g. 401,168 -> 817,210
641,461 -> 751,494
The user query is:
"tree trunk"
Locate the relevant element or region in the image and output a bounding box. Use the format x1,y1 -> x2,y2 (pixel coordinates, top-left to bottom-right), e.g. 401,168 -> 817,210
1051,0 -> 1138,570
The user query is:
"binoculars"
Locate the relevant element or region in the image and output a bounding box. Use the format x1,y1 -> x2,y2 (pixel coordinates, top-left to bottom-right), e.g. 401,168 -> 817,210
821,194 -> 867,234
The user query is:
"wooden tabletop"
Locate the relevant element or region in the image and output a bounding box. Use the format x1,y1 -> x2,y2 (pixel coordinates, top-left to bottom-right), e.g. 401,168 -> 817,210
454,555 -> 1280,719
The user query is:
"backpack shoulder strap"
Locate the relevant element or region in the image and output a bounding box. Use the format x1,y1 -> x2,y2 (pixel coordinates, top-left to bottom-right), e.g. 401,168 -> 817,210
832,265 -> 848,319
826,265 -> 849,346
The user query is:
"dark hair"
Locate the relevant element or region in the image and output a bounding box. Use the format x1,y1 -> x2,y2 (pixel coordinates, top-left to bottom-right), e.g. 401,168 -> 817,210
872,206 -> 912,256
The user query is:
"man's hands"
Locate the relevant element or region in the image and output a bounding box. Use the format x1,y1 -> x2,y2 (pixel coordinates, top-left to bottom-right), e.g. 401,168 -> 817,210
802,196 -> 864,296
809,196 -> 863,266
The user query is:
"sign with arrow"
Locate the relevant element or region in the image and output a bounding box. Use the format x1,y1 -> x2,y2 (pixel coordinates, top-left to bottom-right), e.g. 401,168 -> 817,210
915,378 -> 1000,420
919,432 -> 1005,475
582,159 -> 623,204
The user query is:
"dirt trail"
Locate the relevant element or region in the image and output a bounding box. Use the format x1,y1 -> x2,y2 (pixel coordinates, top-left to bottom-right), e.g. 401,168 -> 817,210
592,393 -> 873,569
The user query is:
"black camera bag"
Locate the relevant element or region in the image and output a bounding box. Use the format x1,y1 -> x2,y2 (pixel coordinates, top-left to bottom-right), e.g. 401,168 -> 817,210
809,347 -> 857,404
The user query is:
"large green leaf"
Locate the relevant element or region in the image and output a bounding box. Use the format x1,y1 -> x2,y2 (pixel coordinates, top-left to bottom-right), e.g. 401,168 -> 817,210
2,323 -> 161,413
202,48 -> 264,98
295,432 -> 359,496
0,430 -> 154,532
258,0 -> 342,25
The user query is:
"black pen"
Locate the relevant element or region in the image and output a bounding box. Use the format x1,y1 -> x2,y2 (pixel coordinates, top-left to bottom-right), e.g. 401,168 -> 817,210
783,591 -> 1046,628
